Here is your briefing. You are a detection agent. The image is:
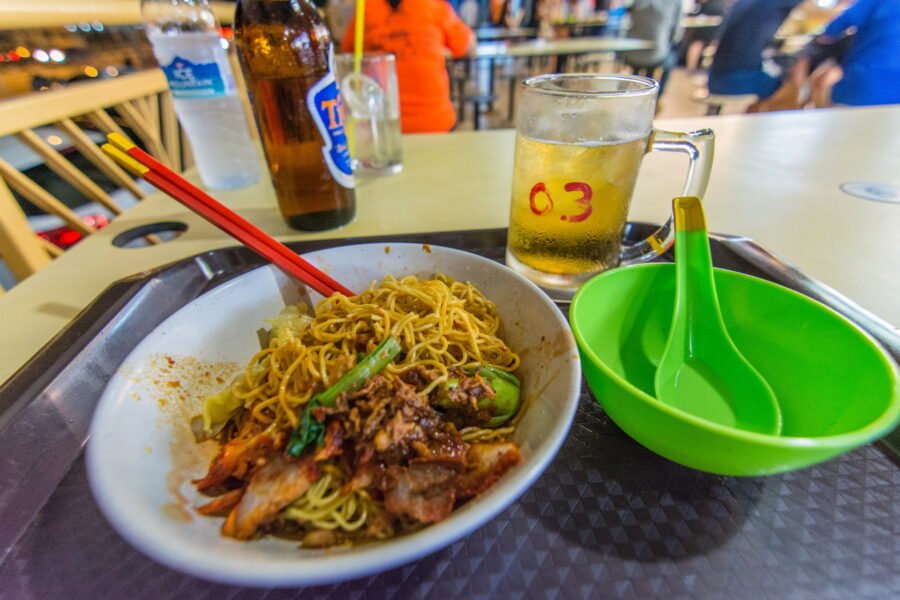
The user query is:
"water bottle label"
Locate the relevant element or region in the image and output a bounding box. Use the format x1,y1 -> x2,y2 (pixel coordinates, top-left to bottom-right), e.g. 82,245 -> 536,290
162,56 -> 234,99
306,52 -> 355,189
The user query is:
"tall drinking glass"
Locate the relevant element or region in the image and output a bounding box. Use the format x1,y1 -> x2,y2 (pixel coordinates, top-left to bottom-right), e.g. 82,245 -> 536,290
506,74 -> 715,294
335,53 -> 403,177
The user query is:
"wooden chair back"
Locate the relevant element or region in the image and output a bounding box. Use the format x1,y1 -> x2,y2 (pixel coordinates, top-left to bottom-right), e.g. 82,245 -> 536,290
0,69 -> 191,291
0,3 -> 262,293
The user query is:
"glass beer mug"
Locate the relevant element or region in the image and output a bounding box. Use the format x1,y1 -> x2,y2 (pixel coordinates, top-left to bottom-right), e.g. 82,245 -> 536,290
336,53 -> 404,177
506,74 -> 714,293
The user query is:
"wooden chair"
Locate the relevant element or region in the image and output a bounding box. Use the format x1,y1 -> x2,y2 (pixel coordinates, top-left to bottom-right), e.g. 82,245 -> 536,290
691,88 -> 760,115
0,6 -> 262,293
2,59 -> 262,292
450,58 -> 497,131
0,70 -> 187,291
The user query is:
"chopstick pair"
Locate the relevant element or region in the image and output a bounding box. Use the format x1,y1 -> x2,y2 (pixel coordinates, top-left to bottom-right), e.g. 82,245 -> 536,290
101,134 -> 354,299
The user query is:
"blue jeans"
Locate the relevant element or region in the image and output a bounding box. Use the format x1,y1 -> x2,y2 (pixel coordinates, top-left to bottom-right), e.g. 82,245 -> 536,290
708,69 -> 781,100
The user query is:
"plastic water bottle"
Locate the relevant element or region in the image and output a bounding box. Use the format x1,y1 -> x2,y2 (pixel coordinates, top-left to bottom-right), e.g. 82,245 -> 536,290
607,0 -> 628,34
143,0 -> 260,190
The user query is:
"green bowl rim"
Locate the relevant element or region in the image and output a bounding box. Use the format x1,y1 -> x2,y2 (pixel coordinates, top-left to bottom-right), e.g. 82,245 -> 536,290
569,263 -> 900,449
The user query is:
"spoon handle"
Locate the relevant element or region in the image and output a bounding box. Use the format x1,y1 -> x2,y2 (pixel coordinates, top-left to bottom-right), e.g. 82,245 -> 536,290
672,197 -> 728,346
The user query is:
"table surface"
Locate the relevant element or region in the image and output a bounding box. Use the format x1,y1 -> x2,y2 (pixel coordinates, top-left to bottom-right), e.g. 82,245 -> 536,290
553,14 -> 610,27
475,26 -> 538,41
550,14 -> 722,30
1,106 -> 899,386
475,36 -> 654,58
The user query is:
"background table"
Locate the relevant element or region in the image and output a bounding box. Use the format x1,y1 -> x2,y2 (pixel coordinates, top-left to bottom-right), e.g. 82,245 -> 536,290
474,37 -> 654,61
1,106 -> 899,386
462,37 -> 656,124
475,26 -> 537,41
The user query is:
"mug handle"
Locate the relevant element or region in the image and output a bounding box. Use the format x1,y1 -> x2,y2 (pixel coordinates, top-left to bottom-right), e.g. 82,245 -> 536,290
620,128 -> 715,265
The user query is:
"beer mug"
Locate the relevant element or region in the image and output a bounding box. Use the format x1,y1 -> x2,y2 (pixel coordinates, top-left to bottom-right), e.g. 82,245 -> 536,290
506,74 -> 714,293
336,53 -> 403,177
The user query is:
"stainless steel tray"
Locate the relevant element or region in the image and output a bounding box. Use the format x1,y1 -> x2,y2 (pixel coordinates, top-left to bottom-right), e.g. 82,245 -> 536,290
1,226 -> 898,599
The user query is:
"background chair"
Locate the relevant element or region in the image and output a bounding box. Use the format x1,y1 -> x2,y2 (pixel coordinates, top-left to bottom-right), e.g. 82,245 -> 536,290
691,88 -> 760,115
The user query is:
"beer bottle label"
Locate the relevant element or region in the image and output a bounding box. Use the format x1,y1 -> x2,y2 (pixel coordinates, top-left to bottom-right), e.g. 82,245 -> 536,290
306,56 -> 355,189
162,55 -> 236,100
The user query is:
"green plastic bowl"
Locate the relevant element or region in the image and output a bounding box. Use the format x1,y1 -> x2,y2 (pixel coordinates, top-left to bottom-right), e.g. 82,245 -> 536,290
570,263 -> 900,476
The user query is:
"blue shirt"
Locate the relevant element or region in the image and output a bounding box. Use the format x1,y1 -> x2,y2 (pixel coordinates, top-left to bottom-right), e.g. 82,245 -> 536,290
823,0 -> 900,106
710,0 -> 803,73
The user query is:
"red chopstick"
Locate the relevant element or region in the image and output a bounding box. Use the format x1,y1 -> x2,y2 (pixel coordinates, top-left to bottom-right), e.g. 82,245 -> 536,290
102,135 -> 354,298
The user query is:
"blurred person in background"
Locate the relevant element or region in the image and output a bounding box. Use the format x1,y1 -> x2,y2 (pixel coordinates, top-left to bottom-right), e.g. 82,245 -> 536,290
490,0 -> 507,24
324,0 -> 357,42
792,0 -> 900,107
622,0 -> 685,94
707,0 -> 803,102
504,0 -> 532,27
342,0 -> 475,133
681,0 -> 733,70
537,0 -> 564,38
459,0 -> 481,27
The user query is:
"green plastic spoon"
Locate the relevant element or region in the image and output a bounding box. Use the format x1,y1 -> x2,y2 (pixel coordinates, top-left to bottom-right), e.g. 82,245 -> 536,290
654,197 -> 782,435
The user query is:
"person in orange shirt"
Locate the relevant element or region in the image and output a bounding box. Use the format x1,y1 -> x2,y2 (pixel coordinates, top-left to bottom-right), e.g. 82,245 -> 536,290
341,0 -> 475,133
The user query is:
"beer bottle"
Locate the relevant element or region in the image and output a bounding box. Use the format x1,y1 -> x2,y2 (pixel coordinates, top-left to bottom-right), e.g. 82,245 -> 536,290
235,0 -> 355,231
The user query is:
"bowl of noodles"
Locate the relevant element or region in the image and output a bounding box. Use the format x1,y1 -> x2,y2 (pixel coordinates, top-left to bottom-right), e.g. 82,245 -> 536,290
87,243 -> 581,586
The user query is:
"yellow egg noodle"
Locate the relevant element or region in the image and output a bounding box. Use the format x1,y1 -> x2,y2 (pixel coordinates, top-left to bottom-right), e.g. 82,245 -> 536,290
202,274 -> 523,543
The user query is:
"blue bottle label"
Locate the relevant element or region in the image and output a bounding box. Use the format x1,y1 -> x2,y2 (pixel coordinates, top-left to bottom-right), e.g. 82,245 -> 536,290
306,51 -> 355,189
162,55 -> 233,99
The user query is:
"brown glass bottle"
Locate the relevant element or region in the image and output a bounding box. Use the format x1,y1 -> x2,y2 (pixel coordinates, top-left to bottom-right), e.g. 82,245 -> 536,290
235,0 -> 355,231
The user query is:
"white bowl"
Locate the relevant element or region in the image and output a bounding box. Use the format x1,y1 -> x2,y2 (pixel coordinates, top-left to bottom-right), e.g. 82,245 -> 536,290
87,243 -> 581,587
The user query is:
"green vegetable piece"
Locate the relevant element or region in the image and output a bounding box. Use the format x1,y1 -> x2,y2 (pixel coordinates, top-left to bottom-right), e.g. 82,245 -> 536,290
286,335 -> 402,457
477,366 -> 521,426
315,336 -> 402,408
478,365 -> 520,387
200,387 -> 243,437
288,404 -> 325,457
433,366 -> 522,427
